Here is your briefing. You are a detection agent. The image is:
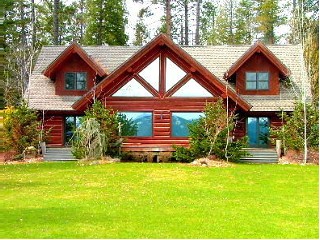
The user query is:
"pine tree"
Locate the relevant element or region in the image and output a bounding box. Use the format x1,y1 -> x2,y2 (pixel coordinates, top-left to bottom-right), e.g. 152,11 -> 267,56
234,0 -> 256,44
255,0 -> 282,44
133,7 -> 150,46
84,0 -> 128,45
200,1 -> 217,44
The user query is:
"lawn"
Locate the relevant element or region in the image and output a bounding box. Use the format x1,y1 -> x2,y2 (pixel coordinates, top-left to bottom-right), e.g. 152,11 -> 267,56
0,162 -> 318,239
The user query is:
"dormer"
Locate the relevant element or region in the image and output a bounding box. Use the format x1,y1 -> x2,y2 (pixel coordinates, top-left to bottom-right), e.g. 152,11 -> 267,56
43,43 -> 107,96
225,41 -> 290,95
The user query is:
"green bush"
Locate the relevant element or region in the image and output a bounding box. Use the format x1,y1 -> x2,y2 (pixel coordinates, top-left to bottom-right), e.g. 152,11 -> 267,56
173,99 -> 249,163
3,103 -> 42,154
71,100 -> 137,159
271,102 -> 319,151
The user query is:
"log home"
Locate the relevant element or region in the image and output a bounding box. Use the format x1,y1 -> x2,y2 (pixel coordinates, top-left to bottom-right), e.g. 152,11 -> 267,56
26,34 -> 310,153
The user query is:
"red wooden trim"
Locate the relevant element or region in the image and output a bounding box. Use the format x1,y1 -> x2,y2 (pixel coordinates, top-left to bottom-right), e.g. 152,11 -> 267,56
72,34 -> 251,112
160,52 -> 166,97
134,74 -> 159,97
165,73 -> 191,97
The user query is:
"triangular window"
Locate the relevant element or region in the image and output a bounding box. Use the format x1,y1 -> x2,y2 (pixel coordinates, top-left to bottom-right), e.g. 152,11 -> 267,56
166,57 -> 186,91
172,79 -> 213,97
139,57 -> 160,91
112,79 -> 153,97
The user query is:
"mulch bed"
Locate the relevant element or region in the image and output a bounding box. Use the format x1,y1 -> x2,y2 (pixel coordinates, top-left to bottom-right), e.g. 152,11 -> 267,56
279,149 -> 319,165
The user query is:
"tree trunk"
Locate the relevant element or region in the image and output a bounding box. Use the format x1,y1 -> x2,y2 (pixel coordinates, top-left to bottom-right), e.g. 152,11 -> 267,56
53,0 -> 59,45
80,0 -> 85,43
31,0 -> 36,47
165,0 -> 172,38
195,0 -> 202,45
184,0 -> 189,45
229,0 -> 233,43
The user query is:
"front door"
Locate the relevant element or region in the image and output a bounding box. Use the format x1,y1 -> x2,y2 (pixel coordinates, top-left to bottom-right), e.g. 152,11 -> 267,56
247,117 -> 270,147
65,116 -> 82,145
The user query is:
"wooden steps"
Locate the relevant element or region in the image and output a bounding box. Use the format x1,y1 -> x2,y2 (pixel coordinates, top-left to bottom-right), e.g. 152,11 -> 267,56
44,148 -> 76,161
240,148 -> 278,164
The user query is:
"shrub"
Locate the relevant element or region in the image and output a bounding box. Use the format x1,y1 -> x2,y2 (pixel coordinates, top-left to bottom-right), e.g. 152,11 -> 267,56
71,118 -> 106,159
71,100 -> 137,159
271,101 -> 319,151
173,99 -> 249,163
3,102 -> 41,154
83,101 -> 120,157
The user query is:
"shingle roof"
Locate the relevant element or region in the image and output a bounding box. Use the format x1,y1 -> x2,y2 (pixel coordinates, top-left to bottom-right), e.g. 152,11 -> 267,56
26,42 -> 310,112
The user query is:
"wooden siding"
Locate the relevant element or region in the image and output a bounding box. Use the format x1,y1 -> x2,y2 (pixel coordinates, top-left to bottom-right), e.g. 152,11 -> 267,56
55,54 -> 97,96
104,99 -> 217,152
43,116 -> 64,146
236,53 -> 280,95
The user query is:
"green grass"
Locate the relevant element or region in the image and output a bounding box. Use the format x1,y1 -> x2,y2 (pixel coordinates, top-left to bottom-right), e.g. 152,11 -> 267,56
0,162 -> 318,239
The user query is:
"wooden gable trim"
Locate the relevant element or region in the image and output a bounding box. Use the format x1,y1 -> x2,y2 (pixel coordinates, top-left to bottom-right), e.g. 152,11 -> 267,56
72,34 -> 251,112
225,41 -> 290,79
43,42 -> 107,78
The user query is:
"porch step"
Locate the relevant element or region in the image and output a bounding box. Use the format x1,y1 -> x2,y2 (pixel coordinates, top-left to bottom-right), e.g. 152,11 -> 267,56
44,148 -> 76,161
240,148 -> 278,164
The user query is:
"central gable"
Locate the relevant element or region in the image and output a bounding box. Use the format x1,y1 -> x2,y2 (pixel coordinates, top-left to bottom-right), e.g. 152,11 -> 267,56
73,34 -> 251,111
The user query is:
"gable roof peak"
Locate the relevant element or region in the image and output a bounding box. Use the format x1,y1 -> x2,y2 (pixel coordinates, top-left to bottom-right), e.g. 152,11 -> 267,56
225,40 -> 290,78
42,42 -> 107,78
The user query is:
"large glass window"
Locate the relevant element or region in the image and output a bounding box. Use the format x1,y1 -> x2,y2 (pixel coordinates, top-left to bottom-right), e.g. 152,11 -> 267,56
246,72 -> 269,90
119,112 -> 153,137
166,57 -> 186,91
172,112 -> 204,137
172,79 -> 213,97
113,79 -> 153,97
65,72 -> 87,90
139,57 -> 160,91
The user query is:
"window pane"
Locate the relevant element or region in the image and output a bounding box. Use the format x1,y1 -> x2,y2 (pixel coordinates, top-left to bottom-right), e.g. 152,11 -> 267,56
139,57 -> 160,91
246,72 -> 256,81
172,79 -> 213,97
76,73 -> 87,90
166,57 -> 186,91
120,112 -> 152,137
246,81 -> 256,90
172,112 -> 204,137
65,73 -> 75,89
113,79 -> 153,97
257,81 -> 269,90
257,72 -> 269,81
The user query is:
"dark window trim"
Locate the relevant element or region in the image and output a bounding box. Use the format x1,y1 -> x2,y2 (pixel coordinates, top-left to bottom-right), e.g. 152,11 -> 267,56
245,72 -> 269,90
64,72 -> 87,90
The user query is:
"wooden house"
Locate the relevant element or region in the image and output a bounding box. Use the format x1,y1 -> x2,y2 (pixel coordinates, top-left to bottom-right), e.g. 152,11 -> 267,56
26,34 -> 310,153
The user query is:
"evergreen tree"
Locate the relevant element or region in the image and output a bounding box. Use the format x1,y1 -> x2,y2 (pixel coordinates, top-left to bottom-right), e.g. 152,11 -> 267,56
133,7 -> 150,46
84,0 -> 128,45
4,0 -> 33,106
200,1 -> 217,44
255,0 -> 282,44
234,0 -> 256,44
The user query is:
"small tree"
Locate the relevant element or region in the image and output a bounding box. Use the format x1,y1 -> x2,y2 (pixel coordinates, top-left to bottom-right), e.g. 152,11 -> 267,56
3,102 -> 41,155
271,102 -> 318,153
173,98 -> 248,162
71,118 -> 106,160
71,100 -> 140,159
84,101 -> 120,157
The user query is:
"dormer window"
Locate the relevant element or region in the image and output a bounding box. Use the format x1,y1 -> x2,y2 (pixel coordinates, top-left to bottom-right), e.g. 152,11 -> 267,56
65,72 -> 87,90
246,72 -> 269,90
